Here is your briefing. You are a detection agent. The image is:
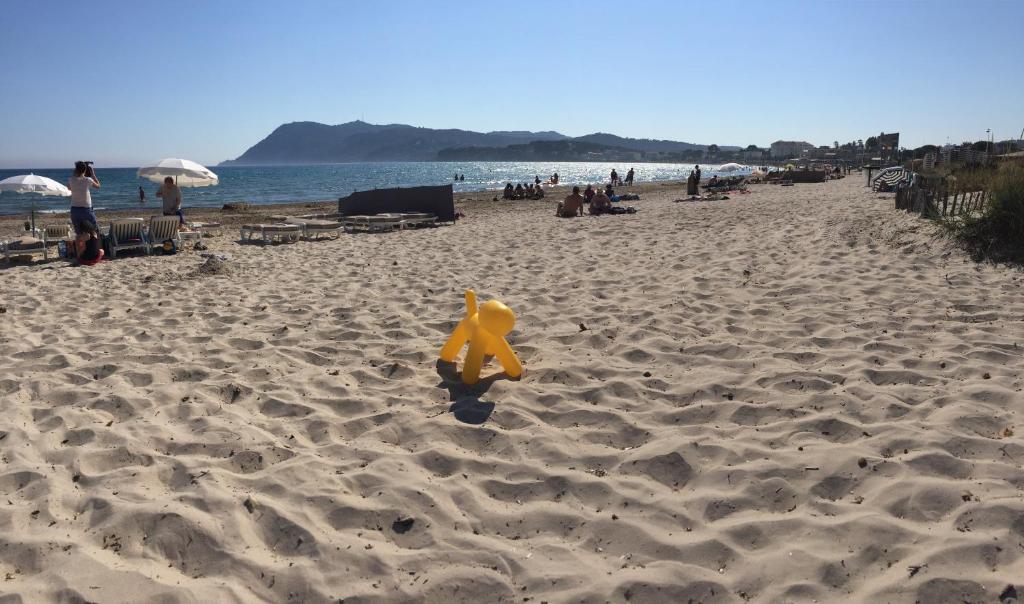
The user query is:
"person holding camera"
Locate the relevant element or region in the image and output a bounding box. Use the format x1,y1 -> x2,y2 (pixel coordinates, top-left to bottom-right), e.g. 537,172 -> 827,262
68,161 -> 100,235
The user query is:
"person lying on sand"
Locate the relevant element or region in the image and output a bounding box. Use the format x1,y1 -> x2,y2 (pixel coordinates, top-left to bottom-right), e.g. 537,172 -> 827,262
556,186 -> 585,217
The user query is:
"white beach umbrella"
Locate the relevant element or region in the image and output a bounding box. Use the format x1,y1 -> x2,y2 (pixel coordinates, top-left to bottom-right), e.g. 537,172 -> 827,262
0,174 -> 71,231
137,158 -> 219,187
717,162 -> 744,172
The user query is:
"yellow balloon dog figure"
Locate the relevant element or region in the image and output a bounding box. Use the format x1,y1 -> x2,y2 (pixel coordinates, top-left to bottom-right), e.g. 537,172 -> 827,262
440,290 -> 524,385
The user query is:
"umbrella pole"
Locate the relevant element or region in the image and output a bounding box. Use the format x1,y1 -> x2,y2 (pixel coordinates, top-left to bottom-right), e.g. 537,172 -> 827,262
31,200 -> 36,234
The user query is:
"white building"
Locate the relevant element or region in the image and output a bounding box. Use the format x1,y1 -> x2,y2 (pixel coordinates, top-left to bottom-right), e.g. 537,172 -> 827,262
770,140 -> 815,159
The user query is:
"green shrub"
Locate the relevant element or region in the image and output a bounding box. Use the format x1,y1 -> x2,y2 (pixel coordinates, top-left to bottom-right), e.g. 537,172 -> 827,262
948,164 -> 1024,263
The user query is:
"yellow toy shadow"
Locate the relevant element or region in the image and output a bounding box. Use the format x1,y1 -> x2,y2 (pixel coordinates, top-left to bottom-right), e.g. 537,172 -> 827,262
439,290 -> 523,385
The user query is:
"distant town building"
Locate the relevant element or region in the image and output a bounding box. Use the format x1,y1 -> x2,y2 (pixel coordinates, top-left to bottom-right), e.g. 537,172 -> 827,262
923,152 -> 937,170
740,147 -> 765,161
770,140 -> 815,159
877,132 -> 899,159
940,144 -> 987,165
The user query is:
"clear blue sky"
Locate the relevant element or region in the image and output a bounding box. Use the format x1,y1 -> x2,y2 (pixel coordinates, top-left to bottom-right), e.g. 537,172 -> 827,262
1,0 -> 1022,167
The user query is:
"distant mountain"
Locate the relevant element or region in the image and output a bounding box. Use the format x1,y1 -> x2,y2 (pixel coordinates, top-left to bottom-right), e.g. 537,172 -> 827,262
437,140 -> 640,162
574,133 -> 706,153
222,121 -> 729,164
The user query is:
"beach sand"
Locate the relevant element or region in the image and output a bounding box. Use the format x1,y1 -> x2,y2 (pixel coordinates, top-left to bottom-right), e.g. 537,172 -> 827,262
1,176 -> 1022,603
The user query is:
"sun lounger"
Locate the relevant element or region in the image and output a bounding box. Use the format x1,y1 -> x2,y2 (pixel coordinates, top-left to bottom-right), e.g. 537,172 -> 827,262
186,221 -> 222,235
146,215 -> 181,253
283,216 -> 344,239
3,236 -> 45,262
2,223 -> 76,262
342,213 -> 406,233
398,212 -> 438,228
108,218 -> 149,259
239,224 -> 303,244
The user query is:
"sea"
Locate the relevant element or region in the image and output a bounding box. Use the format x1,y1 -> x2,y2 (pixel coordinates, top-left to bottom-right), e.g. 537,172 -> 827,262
0,161 -> 754,215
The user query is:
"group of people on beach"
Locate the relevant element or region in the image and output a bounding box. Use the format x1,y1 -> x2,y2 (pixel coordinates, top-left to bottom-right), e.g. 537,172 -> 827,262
556,183 -> 634,218
503,180 -> 546,200
610,168 -> 635,187
64,162 -> 185,264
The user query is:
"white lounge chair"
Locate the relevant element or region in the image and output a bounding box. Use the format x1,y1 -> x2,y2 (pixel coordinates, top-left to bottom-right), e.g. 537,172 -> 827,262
239,224 -> 302,244
146,215 -> 181,253
283,216 -> 344,239
398,213 -> 438,228
108,218 -> 149,258
342,213 -> 406,233
3,223 -> 71,262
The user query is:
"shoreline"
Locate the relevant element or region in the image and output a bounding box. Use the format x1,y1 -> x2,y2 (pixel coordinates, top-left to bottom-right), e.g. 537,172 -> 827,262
0,179 -> 686,238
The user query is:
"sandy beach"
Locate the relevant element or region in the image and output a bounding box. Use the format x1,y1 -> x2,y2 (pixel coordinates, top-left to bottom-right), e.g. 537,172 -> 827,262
1,176 -> 1022,603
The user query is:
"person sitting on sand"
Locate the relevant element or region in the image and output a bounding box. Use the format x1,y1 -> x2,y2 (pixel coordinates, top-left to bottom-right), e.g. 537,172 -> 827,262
557,186 -> 585,218
157,177 -> 184,224
707,175 -> 719,187
590,188 -> 612,214
533,185 -> 545,199
74,222 -> 104,265
583,184 -> 595,204
527,183 -> 535,197
514,183 -> 524,199
503,183 -> 514,199
604,183 -> 620,202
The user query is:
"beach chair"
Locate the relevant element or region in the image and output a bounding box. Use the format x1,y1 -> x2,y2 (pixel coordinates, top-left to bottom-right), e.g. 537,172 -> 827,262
239,224 -> 303,244
108,219 -> 150,258
3,223 -> 72,262
398,212 -> 438,228
2,236 -> 45,262
283,216 -> 344,240
146,215 -> 181,254
342,213 -> 406,233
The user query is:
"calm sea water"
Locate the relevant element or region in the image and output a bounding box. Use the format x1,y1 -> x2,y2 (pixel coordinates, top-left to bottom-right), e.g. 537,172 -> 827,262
0,161 -> 752,215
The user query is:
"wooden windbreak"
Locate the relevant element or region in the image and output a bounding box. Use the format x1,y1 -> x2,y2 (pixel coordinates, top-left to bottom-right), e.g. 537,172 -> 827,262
895,180 -> 988,218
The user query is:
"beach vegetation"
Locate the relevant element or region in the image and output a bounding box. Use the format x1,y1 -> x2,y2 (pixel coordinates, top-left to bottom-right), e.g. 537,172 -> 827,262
942,163 -> 1024,263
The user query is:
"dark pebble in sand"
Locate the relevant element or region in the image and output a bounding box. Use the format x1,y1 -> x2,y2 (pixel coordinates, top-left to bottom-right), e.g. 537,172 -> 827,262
579,323 -> 587,331
983,372 -> 991,379
857,458 -> 868,469
392,517 -> 415,534
643,371 -> 652,378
